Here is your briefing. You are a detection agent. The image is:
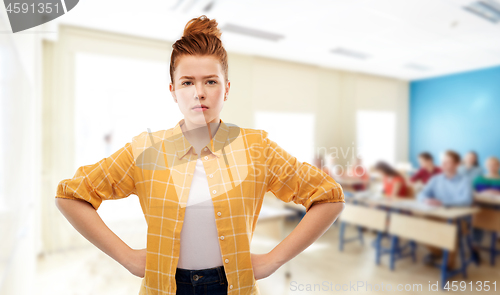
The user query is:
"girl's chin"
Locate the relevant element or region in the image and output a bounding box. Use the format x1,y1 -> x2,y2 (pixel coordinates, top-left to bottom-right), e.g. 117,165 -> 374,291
185,115 -> 214,125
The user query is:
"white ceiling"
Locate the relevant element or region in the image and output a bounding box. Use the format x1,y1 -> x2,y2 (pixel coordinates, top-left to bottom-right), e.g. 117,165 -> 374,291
51,0 -> 500,81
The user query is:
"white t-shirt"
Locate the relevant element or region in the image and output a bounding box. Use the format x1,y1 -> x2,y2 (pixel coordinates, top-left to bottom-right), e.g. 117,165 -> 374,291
177,155 -> 223,269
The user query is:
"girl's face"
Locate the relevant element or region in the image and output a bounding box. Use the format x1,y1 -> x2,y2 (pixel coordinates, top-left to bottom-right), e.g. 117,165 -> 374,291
169,55 -> 229,127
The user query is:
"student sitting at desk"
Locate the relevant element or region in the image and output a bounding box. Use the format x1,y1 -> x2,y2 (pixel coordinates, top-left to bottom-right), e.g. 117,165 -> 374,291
342,157 -> 370,191
473,156 -> 500,195
417,150 -> 473,207
471,156 -> 500,263
374,161 -> 410,198
410,152 -> 441,184
458,151 -> 483,182
418,150 -> 473,269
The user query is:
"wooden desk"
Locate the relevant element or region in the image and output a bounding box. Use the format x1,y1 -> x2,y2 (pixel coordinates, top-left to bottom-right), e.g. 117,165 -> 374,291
334,177 -> 365,186
255,205 -> 297,239
338,203 -> 388,252
344,190 -> 381,203
362,196 -> 479,289
472,192 -> 500,266
365,197 -> 480,220
474,192 -> 500,206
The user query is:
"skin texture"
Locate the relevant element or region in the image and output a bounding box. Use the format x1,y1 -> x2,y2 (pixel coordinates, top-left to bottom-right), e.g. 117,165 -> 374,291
55,54 -> 345,282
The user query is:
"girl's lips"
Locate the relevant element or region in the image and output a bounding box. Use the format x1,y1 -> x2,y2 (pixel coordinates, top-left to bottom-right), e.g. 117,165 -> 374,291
192,107 -> 209,112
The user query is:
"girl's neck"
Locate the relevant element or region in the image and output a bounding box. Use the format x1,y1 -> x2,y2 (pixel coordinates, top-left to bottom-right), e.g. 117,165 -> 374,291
181,119 -> 221,154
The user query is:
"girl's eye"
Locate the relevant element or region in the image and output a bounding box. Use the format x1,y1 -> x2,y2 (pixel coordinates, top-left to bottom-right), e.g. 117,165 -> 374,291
181,81 -> 192,86
207,80 -> 217,85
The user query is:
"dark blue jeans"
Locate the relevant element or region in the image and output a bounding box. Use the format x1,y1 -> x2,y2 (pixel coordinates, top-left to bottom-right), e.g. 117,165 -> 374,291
175,265 -> 228,295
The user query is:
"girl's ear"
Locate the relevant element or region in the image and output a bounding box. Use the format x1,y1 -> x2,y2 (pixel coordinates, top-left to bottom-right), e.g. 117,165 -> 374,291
224,80 -> 231,100
169,83 -> 177,103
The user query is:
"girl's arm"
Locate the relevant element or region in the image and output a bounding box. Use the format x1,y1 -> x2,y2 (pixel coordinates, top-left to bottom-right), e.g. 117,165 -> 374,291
390,181 -> 402,198
256,131 -> 345,279
252,201 -> 344,280
55,140 -> 141,275
55,198 -> 146,277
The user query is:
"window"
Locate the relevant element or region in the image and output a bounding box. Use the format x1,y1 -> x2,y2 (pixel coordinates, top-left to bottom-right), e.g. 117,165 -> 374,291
74,52 -> 182,167
356,110 -> 396,168
254,111 -> 315,165
74,52 -> 182,222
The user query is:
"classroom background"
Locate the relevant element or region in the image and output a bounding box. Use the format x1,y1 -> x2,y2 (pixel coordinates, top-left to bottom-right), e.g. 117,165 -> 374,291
2,0 -> 500,294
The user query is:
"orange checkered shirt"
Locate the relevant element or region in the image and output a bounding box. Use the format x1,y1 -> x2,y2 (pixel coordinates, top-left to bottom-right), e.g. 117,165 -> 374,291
55,118 -> 345,295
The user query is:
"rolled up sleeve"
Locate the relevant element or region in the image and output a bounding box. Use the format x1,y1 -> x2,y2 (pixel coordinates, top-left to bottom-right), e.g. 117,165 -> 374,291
262,131 -> 344,212
55,141 -> 136,210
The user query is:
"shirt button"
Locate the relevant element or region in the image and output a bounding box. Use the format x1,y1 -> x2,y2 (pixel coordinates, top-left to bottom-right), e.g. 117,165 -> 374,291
229,285 -> 233,289
204,156 -> 208,160
209,174 -> 213,178
204,147 -> 208,151
212,190 -> 217,194
225,259 -> 229,264
217,212 -> 221,216
220,235 -> 224,240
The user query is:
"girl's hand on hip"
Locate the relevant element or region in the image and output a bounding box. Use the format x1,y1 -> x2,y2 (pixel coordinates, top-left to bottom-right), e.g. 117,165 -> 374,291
251,253 -> 282,280
124,248 -> 147,278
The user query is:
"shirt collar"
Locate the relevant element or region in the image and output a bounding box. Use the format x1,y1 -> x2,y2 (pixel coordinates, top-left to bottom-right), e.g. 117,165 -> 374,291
171,118 -> 229,160
443,172 -> 461,182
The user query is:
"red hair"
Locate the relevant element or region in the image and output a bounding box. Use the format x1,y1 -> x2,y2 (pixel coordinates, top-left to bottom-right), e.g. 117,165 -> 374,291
170,15 -> 228,85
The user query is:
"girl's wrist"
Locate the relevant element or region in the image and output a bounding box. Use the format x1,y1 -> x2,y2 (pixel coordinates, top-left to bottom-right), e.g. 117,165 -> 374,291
267,250 -> 287,268
115,245 -> 134,268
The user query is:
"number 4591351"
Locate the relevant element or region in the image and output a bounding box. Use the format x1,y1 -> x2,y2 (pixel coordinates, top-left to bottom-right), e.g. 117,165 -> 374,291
444,281 -> 496,292
6,2 -> 60,14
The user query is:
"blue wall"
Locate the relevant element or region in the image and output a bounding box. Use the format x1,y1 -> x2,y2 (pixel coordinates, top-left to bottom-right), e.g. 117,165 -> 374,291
410,65 -> 500,168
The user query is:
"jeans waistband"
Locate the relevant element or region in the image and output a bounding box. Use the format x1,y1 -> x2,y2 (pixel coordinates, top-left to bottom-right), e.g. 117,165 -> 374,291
175,265 -> 227,286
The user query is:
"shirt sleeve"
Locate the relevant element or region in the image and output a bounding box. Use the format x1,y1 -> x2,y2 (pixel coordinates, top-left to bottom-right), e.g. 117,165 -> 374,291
417,175 -> 436,202
55,141 -> 136,210
262,131 -> 344,212
410,169 -> 423,182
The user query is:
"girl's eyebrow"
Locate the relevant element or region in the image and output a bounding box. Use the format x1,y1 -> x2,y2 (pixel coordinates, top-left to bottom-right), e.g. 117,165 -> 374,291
179,74 -> 220,80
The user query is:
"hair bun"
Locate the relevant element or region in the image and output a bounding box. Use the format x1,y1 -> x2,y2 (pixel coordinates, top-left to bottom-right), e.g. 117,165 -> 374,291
183,15 -> 222,39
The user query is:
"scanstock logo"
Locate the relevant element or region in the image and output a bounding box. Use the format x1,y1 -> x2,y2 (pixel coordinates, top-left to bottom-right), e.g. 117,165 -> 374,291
3,0 -> 79,33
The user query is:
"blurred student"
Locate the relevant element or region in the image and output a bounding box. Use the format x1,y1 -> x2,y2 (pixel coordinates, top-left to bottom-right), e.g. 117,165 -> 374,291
374,161 -> 410,198
410,152 -> 441,184
417,150 -> 473,207
458,151 -> 483,181
473,156 -> 500,195
343,157 -> 369,191
471,156 -> 500,263
418,150 -> 473,269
